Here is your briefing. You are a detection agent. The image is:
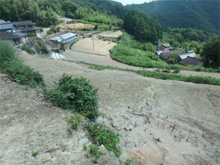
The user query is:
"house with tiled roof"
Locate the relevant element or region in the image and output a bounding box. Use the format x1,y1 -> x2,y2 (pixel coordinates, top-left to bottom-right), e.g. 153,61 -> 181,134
179,56 -> 203,66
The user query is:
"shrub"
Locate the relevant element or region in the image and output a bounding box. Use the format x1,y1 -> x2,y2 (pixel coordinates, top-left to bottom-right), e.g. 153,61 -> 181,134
0,41 -> 16,67
85,144 -> 105,164
40,27 -> 43,32
172,68 -> 180,74
21,45 -> 35,54
124,159 -> 134,165
87,123 -> 121,157
37,41 -> 49,54
44,74 -> 99,121
3,60 -> 45,87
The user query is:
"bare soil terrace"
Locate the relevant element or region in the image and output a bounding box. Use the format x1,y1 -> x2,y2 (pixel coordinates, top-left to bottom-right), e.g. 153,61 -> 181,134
0,48 -> 219,164
0,36 -> 220,164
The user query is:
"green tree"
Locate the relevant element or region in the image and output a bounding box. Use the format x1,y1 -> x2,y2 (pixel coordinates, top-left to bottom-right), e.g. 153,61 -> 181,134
201,36 -> 220,67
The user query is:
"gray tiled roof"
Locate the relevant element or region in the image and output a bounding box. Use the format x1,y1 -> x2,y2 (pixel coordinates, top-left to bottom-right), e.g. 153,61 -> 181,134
13,21 -> 35,27
162,49 -> 185,57
179,56 -> 203,66
0,32 -> 27,40
0,19 -> 6,24
0,23 -> 13,30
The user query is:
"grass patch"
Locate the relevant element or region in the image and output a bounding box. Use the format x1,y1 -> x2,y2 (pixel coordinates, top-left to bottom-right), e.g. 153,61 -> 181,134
110,33 -> 220,72
3,60 -> 45,88
44,74 -> 99,121
21,45 -> 36,54
87,123 -> 121,158
137,70 -> 220,86
0,41 -> 45,88
0,41 -> 16,67
67,60 -> 220,86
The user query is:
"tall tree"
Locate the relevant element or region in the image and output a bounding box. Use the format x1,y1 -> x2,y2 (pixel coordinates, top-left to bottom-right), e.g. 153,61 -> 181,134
201,36 -> 220,67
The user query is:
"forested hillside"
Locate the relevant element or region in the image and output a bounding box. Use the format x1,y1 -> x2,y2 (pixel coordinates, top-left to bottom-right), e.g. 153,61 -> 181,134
127,0 -> 219,33
124,10 -> 162,41
0,0 -> 126,27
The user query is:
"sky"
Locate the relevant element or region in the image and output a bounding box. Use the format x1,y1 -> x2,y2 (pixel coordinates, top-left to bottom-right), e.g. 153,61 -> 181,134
112,0 -> 156,5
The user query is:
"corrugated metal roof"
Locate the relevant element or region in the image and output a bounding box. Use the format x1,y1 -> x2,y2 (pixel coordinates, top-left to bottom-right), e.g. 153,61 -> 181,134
50,33 -> 76,42
0,23 -> 13,30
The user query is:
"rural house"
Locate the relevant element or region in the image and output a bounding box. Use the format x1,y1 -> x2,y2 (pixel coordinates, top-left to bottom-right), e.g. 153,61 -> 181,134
179,50 -> 196,59
0,23 -> 16,33
159,48 -> 185,60
13,21 -> 37,34
179,56 -> 203,66
157,43 -> 172,52
0,20 -> 27,45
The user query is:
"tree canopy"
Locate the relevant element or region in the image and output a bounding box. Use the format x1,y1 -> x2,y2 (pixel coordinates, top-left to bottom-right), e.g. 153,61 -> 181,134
0,0 -> 126,27
127,0 -> 219,34
201,36 -> 220,67
124,10 -> 162,41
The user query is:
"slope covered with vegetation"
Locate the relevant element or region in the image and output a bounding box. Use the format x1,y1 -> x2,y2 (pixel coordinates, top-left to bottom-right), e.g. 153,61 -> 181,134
0,0 -> 126,27
126,0 -> 219,33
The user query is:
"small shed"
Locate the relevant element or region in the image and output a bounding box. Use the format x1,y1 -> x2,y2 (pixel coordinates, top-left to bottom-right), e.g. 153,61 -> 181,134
50,33 -> 77,43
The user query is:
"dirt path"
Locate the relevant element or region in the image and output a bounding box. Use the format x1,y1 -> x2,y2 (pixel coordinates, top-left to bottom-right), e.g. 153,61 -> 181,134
1,51 -> 216,164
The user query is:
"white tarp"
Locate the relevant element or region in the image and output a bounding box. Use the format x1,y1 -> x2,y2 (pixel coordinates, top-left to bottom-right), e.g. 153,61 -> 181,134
51,52 -> 64,60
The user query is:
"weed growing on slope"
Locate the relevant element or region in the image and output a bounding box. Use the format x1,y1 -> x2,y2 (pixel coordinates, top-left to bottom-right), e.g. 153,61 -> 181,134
0,41 -> 16,67
87,123 -> 121,157
21,45 -> 35,54
0,41 -> 45,88
67,115 -> 84,135
3,60 -> 45,88
32,151 -> 38,157
44,74 -> 99,121
85,144 -> 105,164
124,158 -> 134,165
